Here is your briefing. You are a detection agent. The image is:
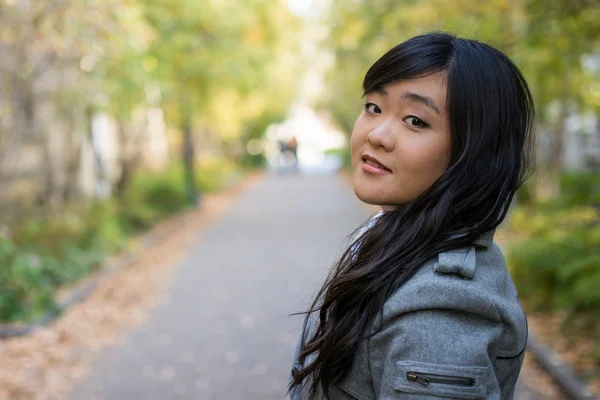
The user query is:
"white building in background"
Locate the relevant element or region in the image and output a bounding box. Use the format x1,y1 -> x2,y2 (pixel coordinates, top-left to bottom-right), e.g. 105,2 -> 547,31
563,112 -> 600,171
264,104 -> 346,172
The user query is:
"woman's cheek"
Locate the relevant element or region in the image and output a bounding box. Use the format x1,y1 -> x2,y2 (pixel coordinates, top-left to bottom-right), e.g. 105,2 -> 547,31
401,136 -> 449,172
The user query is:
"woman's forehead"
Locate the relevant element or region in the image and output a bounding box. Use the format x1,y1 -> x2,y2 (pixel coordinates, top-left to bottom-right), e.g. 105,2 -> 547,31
380,74 -> 446,93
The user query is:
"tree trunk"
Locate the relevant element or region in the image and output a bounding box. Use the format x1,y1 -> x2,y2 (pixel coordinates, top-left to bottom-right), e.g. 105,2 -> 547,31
61,116 -> 83,203
178,86 -> 199,206
182,117 -> 199,206
549,106 -> 567,175
39,126 -> 57,208
19,75 -> 57,209
114,119 -> 139,199
543,104 -> 569,197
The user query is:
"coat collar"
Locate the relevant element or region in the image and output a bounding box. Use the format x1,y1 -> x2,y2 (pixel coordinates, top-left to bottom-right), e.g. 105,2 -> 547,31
474,229 -> 495,248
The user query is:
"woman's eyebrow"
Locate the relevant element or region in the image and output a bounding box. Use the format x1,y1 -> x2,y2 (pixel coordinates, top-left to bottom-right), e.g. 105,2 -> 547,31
371,87 -> 440,115
401,91 -> 440,115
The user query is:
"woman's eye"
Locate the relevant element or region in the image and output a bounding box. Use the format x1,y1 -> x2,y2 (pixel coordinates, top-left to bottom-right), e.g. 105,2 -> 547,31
404,116 -> 429,128
365,103 -> 382,114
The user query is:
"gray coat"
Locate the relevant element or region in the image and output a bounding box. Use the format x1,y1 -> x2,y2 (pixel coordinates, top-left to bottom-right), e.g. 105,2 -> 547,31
290,231 -> 527,399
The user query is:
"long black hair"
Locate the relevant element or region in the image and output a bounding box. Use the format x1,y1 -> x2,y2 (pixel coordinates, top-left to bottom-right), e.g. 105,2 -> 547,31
289,32 -> 535,398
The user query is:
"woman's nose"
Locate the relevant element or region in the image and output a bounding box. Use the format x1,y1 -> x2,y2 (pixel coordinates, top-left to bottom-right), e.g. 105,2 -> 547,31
367,121 -> 395,151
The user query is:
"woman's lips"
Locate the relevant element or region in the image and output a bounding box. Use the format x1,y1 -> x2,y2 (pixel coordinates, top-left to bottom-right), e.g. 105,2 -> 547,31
361,155 -> 392,175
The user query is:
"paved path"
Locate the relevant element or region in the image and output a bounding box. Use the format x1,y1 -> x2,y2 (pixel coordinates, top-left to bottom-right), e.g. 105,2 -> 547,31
71,172 -> 540,399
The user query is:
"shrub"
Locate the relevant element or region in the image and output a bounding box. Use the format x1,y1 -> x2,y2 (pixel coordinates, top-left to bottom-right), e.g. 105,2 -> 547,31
1,157 -> 243,322
560,171 -> 600,207
515,182 -> 535,205
196,155 -> 240,193
119,163 -> 189,231
508,221 -> 600,312
0,237 -> 58,321
505,186 -> 600,365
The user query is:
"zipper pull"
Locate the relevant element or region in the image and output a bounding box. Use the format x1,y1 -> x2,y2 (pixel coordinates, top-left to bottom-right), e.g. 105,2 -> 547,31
407,372 -> 430,386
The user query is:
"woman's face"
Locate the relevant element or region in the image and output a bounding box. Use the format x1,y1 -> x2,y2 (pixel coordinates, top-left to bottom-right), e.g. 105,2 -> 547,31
350,73 -> 451,210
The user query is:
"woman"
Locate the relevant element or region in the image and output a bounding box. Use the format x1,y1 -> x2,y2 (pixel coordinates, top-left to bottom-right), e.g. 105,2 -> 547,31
289,32 -> 534,399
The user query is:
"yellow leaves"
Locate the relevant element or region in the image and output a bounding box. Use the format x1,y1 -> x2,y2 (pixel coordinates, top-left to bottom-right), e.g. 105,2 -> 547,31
196,154 -> 237,177
206,90 -> 244,141
584,81 -> 600,108
243,93 -> 268,119
206,89 -> 274,141
113,2 -> 154,52
381,1 -> 438,35
142,56 -> 158,73
243,24 -> 265,46
338,18 -> 366,50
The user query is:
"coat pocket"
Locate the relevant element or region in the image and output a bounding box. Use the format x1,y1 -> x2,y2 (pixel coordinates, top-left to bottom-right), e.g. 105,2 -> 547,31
394,360 -> 488,399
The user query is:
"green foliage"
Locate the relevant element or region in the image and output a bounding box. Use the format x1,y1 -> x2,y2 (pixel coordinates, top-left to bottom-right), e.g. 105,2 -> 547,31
139,0 -> 302,141
506,172 -> 600,362
506,171 -> 600,362
508,219 -> 600,311
1,159 -> 242,322
1,0 -> 298,322
0,238 -> 60,322
119,163 -> 188,231
560,171 -> 600,207
195,156 -> 240,194
515,182 -> 535,205
2,205 -> 120,321
243,153 -> 267,169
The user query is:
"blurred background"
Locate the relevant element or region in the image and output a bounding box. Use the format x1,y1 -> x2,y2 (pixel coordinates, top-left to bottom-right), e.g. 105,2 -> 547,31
0,0 -> 598,398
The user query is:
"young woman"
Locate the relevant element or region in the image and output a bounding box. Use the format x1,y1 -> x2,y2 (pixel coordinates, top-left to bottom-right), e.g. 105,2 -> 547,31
289,32 -> 534,400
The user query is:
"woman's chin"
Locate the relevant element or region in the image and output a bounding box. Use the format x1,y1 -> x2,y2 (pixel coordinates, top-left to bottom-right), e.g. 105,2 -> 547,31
353,186 -> 385,206
353,184 -> 407,209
